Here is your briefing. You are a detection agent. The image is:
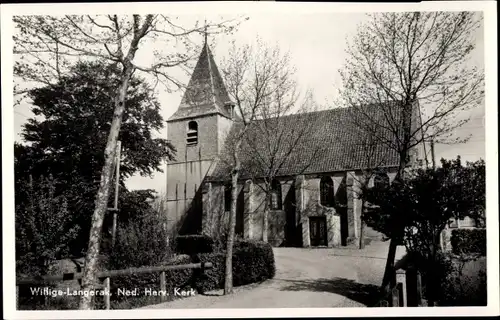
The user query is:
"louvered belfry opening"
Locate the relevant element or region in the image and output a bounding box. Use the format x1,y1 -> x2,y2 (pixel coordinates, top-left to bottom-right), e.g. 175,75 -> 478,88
187,120 -> 198,145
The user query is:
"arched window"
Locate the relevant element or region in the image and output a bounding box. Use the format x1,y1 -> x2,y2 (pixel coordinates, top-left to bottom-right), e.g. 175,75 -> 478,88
187,121 -> 198,145
374,172 -> 390,189
224,184 -> 232,212
270,179 -> 282,210
320,176 -> 335,207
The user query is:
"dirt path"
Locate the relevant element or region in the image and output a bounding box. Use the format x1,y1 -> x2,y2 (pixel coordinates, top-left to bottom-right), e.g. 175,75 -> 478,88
141,241 -> 406,309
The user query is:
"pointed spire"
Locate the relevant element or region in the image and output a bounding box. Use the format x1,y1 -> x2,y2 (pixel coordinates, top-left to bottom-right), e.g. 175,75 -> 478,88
167,28 -> 233,122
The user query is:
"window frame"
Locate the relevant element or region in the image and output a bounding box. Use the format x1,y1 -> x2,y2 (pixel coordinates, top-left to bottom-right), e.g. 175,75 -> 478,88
320,176 -> 335,207
269,179 -> 282,210
373,172 -> 390,190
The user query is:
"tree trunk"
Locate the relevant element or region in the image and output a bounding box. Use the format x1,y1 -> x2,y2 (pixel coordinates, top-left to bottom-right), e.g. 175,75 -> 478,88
224,143 -> 241,295
359,200 -> 365,249
380,147 -> 408,292
381,238 -> 399,291
426,229 -> 442,307
79,66 -> 133,310
262,192 -> 270,243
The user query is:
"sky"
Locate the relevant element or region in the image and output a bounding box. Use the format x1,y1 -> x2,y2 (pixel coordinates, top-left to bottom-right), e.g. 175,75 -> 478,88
12,11 -> 486,193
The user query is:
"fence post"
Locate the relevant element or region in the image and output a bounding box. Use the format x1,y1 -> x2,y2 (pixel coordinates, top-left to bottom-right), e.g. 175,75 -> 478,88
16,285 -> 19,310
104,277 -> 110,310
160,271 -> 166,303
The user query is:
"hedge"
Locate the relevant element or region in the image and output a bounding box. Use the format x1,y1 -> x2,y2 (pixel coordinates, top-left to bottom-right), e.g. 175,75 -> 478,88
108,239 -> 276,302
450,229 -> 486,256
195,239 -> 276,293
174,235 -> 214,255
437,254 -> 487,306
232,240 -> 276,284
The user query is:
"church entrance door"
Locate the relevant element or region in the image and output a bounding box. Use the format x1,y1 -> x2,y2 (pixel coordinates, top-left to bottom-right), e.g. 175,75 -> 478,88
309,216 -> 327,247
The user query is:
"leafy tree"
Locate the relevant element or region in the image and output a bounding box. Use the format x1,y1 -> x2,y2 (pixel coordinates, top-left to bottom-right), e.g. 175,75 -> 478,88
15,60 -> 174,256
98,188 -> 162,254
362,156 -> 485,305
116,189 -> 159,224
109,198 -> 171,269
20,60 -> 174,179
440,157 -> 485,227
15,175 -> 80,277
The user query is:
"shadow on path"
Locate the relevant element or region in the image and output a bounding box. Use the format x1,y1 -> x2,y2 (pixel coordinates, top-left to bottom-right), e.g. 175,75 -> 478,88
278,277 -> 380,307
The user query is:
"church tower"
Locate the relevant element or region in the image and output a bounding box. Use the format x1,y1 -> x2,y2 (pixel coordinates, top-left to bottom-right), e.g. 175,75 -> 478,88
166,37 -> 235,234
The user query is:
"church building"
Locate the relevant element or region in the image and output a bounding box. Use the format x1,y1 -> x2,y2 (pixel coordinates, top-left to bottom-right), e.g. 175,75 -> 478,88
165,40 -> 424,247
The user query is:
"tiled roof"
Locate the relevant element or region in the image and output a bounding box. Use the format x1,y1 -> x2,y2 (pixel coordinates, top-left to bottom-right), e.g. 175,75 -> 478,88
168,42 -> 233,122
209,103 -> 410,181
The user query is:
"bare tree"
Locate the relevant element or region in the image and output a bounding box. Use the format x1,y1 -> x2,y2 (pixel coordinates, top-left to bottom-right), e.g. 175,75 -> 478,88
217,41 -> 261,294
13,14 -> 241,309
338,12 -> 484,292
240,92 -> 321,243
217,39 -> 318,292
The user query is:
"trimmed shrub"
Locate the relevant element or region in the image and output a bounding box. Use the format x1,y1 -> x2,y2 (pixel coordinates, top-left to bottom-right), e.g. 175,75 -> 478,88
195,239 -> 276,293
451,229 -> 486,256
174,234 -> 214,255
196,252 -> 226,293
232,240 -> 276,284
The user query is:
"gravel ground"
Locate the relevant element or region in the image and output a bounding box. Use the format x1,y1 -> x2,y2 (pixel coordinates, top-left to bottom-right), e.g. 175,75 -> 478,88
141,241 -> 406,309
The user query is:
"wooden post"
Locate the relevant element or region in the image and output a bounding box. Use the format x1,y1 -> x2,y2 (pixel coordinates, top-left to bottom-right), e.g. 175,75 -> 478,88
111,212 -> 118,248
431,139 -> 436,170
391,287 -> 400,307
415,270 -> 423,306
104,277 -> 110,310
396,270 -> 407,307
16,285 -> 19,310
111,141 -> 121,248
159,271 -> 166,303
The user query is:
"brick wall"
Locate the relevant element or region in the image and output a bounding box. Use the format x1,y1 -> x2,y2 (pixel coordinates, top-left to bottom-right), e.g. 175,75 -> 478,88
167,114 -> 220,164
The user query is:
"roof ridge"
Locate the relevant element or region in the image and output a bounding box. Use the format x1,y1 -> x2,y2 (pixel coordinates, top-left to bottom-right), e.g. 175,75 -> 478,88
246,101 -> 404,124
247,107 -> 348,124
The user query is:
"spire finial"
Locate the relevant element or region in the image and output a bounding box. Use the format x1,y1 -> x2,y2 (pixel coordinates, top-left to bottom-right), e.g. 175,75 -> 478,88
204,19 -> 208,46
